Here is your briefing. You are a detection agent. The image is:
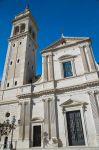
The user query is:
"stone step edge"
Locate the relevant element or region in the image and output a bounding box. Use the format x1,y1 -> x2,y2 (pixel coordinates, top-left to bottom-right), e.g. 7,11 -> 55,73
15,147 -> 99,150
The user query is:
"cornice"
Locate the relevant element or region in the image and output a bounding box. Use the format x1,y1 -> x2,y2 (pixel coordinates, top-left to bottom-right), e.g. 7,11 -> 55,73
12,13 -> 30,23
9,32 -> 28,41
12,13 -> 38,31
17,80 -> 99,99
41,38 -> 91,54
8,32 -> 38,49
0,99 -> 19,105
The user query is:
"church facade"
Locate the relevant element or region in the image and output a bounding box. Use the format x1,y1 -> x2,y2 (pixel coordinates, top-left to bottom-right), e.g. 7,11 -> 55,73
0,8 -> 99,150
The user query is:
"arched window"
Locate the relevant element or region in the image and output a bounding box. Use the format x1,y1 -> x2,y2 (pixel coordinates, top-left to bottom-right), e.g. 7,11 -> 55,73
29,26 -> 32,34
15,81 -> 17,86
17,59 -> 20,63
10,61 -> 13,65
32,31 -> 36,40
7,83 -> 9,87
20,23 -> 25,33
14,26 -> 19,35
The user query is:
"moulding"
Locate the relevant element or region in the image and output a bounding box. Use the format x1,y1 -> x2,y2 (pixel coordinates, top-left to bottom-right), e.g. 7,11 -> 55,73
17,80 -> 99,99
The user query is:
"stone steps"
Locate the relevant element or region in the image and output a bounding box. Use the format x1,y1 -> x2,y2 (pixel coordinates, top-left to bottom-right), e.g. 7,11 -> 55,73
16,147 -> 99,150
1,147 -> 99,150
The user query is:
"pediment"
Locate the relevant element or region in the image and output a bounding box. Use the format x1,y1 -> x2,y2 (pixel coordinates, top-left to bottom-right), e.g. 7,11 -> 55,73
58,54 -> 76,60
60,99 -> 88,108
41,36 -> 90,53
31,117 -> 44,122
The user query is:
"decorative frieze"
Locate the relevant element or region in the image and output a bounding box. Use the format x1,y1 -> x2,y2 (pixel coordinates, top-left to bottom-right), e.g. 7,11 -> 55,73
17,80 -> 99,98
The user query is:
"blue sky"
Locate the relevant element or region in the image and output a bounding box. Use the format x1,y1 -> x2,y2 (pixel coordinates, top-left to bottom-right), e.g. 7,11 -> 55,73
0,0 -> 99,80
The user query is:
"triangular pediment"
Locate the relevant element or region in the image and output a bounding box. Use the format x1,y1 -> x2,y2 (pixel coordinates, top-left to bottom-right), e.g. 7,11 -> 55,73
60,99 -> 88,108
41,36 -> 90,53
31,117 -> 44,122
58,54 -> 76,60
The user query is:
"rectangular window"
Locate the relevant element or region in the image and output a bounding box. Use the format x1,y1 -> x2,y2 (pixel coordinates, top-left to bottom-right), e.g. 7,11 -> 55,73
63,61 -> 73,78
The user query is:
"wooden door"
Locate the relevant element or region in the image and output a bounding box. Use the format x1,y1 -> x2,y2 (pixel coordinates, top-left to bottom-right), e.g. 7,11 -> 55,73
66,110 -> 85,146
33,125 -> 41,147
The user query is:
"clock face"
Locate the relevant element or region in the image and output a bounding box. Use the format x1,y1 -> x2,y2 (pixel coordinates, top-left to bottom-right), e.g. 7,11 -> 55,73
5,112 -> 10,118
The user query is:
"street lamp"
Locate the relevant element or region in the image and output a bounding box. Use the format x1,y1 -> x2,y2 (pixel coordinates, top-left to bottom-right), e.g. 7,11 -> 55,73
10,116 -> 16,149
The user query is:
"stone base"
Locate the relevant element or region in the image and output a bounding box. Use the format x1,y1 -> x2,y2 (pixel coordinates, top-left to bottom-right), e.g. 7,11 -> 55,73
15,147 -> 99,150
17,139 -> 30,149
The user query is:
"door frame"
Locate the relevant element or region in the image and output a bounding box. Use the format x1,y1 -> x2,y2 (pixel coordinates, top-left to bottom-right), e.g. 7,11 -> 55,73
63,106 -> 88,146
31,122 -> 43,148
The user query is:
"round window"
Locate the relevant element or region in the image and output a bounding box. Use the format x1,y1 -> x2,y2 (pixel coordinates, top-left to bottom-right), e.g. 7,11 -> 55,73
5,112 -> 10,118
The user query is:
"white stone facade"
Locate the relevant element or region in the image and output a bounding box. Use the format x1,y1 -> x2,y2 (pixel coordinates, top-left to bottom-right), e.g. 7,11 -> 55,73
0,8 -> 99,150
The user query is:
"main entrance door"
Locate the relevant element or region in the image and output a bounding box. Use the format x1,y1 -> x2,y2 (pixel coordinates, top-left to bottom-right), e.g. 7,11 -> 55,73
33,125 -> 41,147
66,110 -> 85,146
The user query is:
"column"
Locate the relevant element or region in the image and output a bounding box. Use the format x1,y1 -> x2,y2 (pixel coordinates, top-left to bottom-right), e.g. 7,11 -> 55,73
80,46 -> 89,73
85,45 -> 96,72
48,54 -> 54,80
42,56 -> 48,81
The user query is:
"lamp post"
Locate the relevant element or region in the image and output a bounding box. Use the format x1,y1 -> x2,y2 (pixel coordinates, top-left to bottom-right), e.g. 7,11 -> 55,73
10,116 -> 16,149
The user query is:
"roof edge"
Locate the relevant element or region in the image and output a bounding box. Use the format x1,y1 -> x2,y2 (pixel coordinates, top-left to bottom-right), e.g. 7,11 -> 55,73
41,37 -> 91,54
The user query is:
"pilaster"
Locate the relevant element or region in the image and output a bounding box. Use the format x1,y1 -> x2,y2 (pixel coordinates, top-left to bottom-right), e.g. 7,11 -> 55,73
24,101 -> 31,140
42,56 -> 48,81
18,98 -> 31,148
88,91 -> 99,146
80,46 -> 89,73
18,102 -> 25,140
85,44 -> 96,72
48,54 -> 54,80
43,97 -> 59,147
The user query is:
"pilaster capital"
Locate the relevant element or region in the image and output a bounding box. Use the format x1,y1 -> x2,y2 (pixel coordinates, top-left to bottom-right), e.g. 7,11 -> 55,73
93,90 -> 99,94
79,44 -> 91,49
87,91 -> 93,96
42,96 -> 53,102
62,107 -> 66,114
79,45 -> 84,50
87,90 -> 99,96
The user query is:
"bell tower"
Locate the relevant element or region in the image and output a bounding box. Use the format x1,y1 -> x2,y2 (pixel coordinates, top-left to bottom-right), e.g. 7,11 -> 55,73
1,7 -> 38,89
